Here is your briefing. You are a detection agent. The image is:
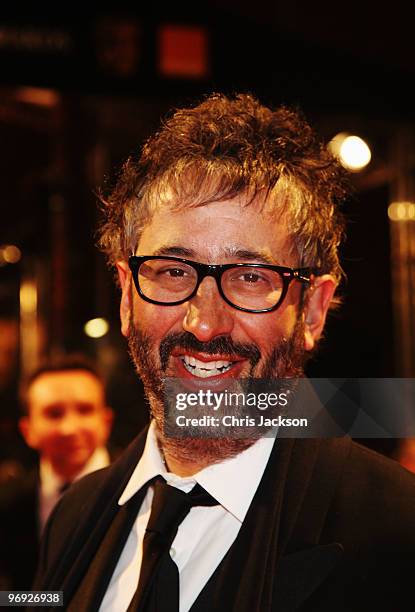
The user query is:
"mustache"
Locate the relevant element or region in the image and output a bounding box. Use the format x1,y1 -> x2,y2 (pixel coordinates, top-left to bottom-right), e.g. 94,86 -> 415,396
159,332 -> 261,371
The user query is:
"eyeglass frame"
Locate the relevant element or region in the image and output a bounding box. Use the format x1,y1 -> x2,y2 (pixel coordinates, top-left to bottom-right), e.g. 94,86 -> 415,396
128,255 -> 318,314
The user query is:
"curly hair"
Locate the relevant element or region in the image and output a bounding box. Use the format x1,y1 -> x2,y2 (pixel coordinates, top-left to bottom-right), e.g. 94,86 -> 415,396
98,93 -> 347,284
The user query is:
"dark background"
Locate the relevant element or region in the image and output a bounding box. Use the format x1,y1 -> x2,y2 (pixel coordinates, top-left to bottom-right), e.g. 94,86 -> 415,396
1,3 -> 414,458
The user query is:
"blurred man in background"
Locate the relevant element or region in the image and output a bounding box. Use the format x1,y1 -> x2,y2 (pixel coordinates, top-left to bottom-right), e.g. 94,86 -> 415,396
0,354 -> 113,589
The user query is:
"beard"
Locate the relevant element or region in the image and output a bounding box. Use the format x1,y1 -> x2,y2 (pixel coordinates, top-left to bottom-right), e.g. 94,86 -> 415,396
127,319 -> 308,469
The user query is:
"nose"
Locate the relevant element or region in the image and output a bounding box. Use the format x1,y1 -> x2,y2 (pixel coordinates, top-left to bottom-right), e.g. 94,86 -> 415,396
182,276 -> 235,342
59,412 -> 81,436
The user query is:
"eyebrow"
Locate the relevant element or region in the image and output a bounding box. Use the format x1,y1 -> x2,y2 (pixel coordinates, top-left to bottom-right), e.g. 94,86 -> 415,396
226,248 -> 275,265
152,246 -> 195,257
150,245 -> 276,265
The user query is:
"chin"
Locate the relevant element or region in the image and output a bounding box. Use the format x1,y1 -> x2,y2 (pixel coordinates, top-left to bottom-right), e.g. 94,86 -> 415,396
156,425 -> 259,468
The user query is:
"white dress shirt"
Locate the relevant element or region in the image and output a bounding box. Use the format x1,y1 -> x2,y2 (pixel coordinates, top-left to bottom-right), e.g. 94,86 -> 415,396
39,447 -> 110,532
99,422 -> 275,612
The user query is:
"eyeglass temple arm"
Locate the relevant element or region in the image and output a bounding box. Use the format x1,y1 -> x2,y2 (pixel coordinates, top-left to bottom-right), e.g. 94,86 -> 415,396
293,268 -> 319,283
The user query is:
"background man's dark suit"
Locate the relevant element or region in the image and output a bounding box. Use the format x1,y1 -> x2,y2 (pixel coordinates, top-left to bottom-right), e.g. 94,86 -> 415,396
0,449 -> 115,590
34,429 -> 415,611
0,469 -> 39,589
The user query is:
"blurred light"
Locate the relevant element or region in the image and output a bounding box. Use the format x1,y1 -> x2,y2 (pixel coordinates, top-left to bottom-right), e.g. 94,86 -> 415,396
2,244 -> 21,263
20,281 -> 37,314
158,24 -> 209,78
15,87 -> 59,107
340,136 -> 371,170
328,132 -> 348,157
388,201 -> 415,221
84,317 -> 109,338
328,132 -> 371,171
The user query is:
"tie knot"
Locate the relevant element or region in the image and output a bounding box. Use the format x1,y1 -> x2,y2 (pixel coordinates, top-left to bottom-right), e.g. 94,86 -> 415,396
146,479 -> 191,537
146,478 -> 218,541
188,482 -> 218,507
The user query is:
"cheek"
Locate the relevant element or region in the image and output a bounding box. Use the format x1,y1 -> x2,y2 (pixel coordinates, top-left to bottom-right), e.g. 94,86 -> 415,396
134,299 -> 185,340
237,302 -> 300,350
34,422 -> 58,441
35,428 -> 62,451
72,414 -> 109,444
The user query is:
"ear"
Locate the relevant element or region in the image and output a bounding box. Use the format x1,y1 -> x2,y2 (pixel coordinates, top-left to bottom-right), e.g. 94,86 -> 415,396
116,260 -> 132,337
18,416 -> 37,449
303,275 -> 336,351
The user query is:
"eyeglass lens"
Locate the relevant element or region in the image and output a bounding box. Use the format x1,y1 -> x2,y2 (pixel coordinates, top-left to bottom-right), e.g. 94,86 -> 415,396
138,259 -> 284,310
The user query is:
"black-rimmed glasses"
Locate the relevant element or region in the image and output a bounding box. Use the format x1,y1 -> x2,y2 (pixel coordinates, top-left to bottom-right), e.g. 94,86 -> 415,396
128,255 -> 317,314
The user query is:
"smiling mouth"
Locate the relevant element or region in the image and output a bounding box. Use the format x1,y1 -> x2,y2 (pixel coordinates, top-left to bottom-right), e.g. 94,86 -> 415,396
181,354 -> 236,378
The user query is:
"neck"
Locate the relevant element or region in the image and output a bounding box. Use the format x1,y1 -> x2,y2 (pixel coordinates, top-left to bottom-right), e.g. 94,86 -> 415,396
162,448 -> 211,477
49,459 -> 85,482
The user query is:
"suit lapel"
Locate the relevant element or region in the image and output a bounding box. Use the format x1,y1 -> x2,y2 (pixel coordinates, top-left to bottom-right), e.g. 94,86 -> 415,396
272,437 -> 350,610
257,438 -> 346,610
67,487 -> 147,611
281,437 -> 351,553
40,428 -> 148,596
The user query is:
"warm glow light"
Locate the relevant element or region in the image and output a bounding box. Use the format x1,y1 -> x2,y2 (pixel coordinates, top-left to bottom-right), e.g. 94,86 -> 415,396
2,244 -> 21,263
84,317 -> 109,338
328,132 -> 348,158
328,132 -> 371,171
388,201 -> 415,221
339,136 -> 371,170
15,87 -> 59,107
20,281 -> 37,314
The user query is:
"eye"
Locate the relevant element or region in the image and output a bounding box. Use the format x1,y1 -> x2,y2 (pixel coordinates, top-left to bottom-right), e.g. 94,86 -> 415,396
76,403 -> 95,415
158,267 -> 189,278
231,270 -> 270,285
239,272 -> 264,283
43,405 -> 65,420
152,264 -> 195,287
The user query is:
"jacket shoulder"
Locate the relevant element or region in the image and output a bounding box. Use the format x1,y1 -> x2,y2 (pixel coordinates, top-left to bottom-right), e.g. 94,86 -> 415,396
326,439 -> 415,543
347,440 -> 415,498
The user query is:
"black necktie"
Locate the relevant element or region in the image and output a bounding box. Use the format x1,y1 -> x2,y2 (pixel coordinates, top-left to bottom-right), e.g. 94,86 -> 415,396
127,477 -> 218,612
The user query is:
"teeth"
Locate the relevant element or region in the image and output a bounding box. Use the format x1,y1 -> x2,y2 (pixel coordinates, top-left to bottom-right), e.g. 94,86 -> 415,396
183,355 -> 232,369
181,355 -> 233,377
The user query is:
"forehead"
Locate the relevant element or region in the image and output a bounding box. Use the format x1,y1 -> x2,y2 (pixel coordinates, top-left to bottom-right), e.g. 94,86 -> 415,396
28,370 -> 104,409
137,197 -> 295,266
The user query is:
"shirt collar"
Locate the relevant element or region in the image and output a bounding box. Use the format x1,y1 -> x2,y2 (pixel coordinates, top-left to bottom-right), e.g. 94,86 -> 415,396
40,446 -> 110,496
40,459 -> 64,497
118,421 -> 170,505
118,420 -> 275,523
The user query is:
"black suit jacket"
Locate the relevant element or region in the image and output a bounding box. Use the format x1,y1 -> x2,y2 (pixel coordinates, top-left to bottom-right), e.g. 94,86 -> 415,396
0,470 -> 39,590
0,449 -> 116,591
34,431 -> 415,611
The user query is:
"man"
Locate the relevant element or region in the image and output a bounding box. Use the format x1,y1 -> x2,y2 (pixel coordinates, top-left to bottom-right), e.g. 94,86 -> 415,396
0,354 -> 113,589
34,94 -> 415,611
